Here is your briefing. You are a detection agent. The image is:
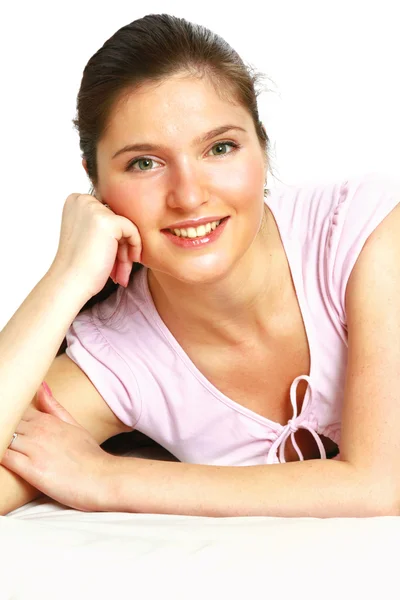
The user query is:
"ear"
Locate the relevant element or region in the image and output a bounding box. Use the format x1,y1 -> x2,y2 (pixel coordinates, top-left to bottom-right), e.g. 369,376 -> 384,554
37,384 -> 82,428
82,158 -> 89,175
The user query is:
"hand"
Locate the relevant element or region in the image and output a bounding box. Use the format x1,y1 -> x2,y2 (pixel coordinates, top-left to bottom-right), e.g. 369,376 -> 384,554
1,383 -> 115,512
49,193 -> 143,299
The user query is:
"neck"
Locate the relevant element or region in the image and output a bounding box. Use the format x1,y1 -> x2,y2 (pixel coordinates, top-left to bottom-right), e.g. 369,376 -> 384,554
147,207 -> 291,348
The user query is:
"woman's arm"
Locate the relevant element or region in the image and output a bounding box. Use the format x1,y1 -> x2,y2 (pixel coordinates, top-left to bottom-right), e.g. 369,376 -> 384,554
101,454 -> 391,518
0,265 -> 89,459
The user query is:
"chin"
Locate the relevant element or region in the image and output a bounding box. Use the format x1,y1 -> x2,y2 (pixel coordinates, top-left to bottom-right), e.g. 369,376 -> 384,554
175,261 -> 234,286
156,244 -> 253,287
146,216 -> 260,284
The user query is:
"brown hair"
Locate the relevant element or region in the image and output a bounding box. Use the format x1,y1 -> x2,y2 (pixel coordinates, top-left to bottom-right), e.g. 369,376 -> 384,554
57,13 -> 276,356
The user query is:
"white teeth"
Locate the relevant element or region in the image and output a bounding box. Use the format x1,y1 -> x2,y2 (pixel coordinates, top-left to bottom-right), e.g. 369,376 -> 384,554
171,219 -> 222,238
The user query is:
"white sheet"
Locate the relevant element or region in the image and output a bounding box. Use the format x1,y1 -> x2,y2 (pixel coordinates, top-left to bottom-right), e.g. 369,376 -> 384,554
1,438 -> 398,599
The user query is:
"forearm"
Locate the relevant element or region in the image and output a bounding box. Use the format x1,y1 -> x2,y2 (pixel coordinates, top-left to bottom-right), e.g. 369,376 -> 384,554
0,265 -> 88,459
104,456 -> 397,518
0,464 -> 43,516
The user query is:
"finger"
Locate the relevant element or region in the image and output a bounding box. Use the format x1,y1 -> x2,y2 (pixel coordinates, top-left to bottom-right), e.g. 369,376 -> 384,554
38,392 -> 82,427
24,384 -> 53,419
1,447 -> 31,475
109,263 -> 117,283
117,239 -> 128,264
116,242 -> 132,286
115,217 -> 142,264
13,420 -> 30,435
3,431 -> 30,457
127,241 -> 141,264
128,236 -> 142,263
117,218 -> 142,250
13,418 -> 41,453
115,260 -> 132,288
33,385 -> 58,416
18,399 -> 44,422
36,383 -> 83,428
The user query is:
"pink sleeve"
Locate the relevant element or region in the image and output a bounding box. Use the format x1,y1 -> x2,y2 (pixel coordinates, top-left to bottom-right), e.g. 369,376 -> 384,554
327,173 -> 400,328
65,310 -> 142,430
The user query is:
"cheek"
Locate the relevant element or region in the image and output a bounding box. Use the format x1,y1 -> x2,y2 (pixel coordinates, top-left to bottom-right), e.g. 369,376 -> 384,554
101,180 -> 132,212
218,162 -> 263,208
102,181 -> 157,226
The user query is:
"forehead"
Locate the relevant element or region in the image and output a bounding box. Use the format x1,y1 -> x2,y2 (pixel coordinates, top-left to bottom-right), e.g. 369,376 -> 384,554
102,75 -> 250,147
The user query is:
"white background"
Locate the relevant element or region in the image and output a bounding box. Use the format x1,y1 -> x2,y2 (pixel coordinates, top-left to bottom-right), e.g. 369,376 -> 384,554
0,0 -> 398,329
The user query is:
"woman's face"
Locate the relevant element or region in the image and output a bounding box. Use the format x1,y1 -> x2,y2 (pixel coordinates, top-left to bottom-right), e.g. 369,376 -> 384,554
94,74 -> 267,284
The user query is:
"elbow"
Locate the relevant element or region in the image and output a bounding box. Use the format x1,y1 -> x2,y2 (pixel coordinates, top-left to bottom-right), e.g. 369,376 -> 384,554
365,484 -> 400,517
373,498 -> 400,517
345,462 -> 400,517
373,477 -> 400,516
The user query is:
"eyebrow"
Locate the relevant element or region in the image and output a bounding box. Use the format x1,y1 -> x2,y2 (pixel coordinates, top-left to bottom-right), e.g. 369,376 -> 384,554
111,125 -> 247,159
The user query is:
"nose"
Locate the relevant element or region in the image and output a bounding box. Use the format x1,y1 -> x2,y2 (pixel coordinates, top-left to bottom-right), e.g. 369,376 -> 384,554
166,162 -> 208,212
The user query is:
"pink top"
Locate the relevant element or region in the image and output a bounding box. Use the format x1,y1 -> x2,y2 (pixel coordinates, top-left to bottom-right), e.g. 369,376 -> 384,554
65,173 -> 399,466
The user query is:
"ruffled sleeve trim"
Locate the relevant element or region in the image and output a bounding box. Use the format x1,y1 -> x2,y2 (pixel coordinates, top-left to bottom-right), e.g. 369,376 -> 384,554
326,174 -> 400,328
65,310 -> 142,430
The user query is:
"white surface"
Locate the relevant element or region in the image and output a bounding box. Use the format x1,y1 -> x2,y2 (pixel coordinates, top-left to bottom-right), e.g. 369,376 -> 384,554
2,440 -> 399,599
2,497 -> 398,600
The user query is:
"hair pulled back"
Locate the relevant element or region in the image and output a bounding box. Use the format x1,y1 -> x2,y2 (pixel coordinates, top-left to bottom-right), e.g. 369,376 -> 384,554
57,13 -> 276,356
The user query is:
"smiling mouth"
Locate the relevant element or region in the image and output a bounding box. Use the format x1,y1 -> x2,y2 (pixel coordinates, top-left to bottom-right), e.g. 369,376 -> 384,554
167,217 -> 228,238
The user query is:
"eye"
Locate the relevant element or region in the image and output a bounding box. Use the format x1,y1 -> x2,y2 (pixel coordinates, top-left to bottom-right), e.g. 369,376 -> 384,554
125,156 -> 162,173
207,141 -> 240,157
125,141 -> 241,173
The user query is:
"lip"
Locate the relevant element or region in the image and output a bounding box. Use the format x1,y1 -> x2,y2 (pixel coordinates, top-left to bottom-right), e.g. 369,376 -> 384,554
161,216 -> 229,248
163,215 -> 227,230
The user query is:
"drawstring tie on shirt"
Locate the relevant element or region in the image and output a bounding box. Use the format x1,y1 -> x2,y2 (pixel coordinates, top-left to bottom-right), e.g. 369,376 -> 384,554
266,375 -> 327,463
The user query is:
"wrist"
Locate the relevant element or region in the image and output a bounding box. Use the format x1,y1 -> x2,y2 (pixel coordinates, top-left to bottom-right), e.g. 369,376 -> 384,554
45,263 -> 93,307
95,452 -> 122,512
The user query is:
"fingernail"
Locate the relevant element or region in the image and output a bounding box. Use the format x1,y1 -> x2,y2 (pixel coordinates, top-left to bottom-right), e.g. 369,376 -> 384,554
42,381 -> 52,396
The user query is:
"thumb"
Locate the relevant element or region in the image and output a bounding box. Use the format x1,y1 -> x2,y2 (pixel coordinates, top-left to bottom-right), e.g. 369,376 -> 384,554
38,382 -> 82,427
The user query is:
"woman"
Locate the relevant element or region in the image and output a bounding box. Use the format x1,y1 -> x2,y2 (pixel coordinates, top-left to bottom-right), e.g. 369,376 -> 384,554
1,14 -> 399,518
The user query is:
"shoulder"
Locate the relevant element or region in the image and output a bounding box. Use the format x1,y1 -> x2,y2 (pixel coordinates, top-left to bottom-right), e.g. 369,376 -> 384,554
345,197 -> 400,318
325,173 -> 400,325
265,177 -> 341,239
